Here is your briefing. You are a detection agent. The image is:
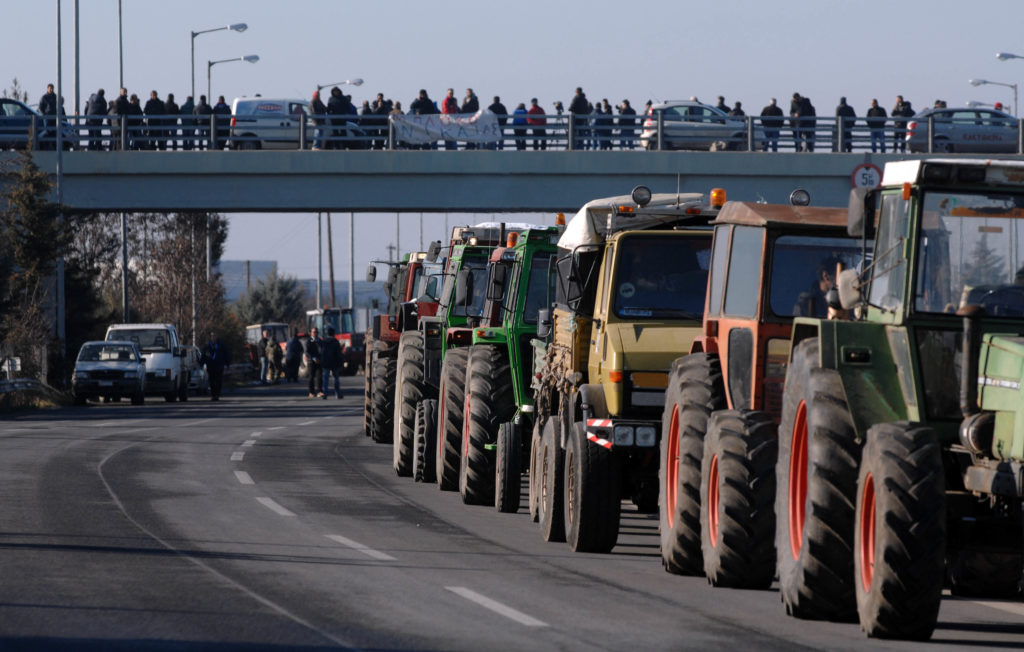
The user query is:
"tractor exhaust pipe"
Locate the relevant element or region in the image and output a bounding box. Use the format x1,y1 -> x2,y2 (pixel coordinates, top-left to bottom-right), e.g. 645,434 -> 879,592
957,304 -> 984,417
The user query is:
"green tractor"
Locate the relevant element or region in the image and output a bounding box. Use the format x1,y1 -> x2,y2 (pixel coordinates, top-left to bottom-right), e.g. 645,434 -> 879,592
458,226 -> 561,510
779,159 -> 1024,640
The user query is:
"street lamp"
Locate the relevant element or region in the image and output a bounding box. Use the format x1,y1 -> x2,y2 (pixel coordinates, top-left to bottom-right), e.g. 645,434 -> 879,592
207,55 -> 259,101
970,78 -> 1018,117
190,22 -> 247,100
316,78 -> 364,91
997,52 -> 1024,61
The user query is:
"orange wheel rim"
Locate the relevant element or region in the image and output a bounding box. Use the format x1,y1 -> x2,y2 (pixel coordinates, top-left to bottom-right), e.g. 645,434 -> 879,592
788,400 -> 808,560
666,405 -> 680,529
707,454 -> 719,548
859,473 -> 876,592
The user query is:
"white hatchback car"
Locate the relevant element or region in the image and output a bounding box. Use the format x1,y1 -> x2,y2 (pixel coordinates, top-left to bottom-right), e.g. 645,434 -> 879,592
640,100 -> 760,151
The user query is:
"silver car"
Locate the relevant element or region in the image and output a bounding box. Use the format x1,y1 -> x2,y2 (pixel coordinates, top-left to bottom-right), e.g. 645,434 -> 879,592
640,100 -> 760,151
905,107 -> 1020,153
72,340 -> 146,405
185,345 -> 210,396
0,97 -> 76,150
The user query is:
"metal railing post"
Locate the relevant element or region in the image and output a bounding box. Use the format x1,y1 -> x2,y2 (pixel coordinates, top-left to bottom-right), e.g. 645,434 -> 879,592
120,117 -> 127,151
30,115 -> 39,150
1019,118 -> 1023,154
210,114 -> 217,149
656,111 -> 663,151
299,117 -> 306,150
927,116 -> 934,154
567,115 -> 575,151
388,115 -> 395,151
747,116 -> 754,151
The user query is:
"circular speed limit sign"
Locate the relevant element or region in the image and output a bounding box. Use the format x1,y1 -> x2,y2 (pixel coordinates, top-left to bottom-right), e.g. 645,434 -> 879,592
851,163 -> 883,188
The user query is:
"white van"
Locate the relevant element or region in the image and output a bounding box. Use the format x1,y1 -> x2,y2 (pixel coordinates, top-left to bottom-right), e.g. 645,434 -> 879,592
105,323 -> 188,402
230,97 -> 309,150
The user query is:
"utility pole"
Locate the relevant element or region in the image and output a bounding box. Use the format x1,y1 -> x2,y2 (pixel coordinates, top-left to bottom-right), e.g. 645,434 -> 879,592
327,212 -> 336,307
396,213 -> 400,261
316,213 -> 322,309
348,212 -> 355,310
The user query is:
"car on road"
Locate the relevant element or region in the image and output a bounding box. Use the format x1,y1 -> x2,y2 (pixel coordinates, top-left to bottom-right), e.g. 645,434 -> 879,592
0,97 -> 76,150
184,345 -> 209,396
72,340 -> 146,405
905,107 -> 1020,153
639,100 -> 760,151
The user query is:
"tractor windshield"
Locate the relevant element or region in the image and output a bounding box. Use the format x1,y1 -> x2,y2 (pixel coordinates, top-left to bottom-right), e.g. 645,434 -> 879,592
915,191 -> 1024,317
522,252 -> 555,324
768,235 -> 864,318
613,235 -> 711,320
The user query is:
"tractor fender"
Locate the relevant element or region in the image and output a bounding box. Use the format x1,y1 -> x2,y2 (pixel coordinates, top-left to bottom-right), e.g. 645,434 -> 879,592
578,383 -> 607,423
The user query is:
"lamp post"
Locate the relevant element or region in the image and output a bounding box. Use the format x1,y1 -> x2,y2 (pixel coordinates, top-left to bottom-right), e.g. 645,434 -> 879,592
190,23 -> 247,100
207,55 -> 259,102
316,78 -> 364,91
969,78 -> 1018,117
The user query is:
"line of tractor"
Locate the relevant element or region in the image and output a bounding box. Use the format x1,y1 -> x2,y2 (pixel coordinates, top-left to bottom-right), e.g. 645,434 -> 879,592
363,158 -> 1024,641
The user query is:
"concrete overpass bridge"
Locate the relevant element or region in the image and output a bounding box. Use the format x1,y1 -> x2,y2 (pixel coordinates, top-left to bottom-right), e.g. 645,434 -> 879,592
6,150 -> 1022,214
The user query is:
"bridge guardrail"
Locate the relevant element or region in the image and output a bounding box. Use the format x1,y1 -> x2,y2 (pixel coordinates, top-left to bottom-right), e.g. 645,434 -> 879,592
4,113 -> 1023,155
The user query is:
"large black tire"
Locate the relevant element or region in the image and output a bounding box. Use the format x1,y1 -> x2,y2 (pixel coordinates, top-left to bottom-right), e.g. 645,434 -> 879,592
529,418 -> 543,522
370,356 -> 396,444
660,353 -> 726,575
363,342 -> 376,436
854,421 -> 945,640
413,399 -> 438,483
776,338 -> 860,622
948,549 -> 1024,598
393,331 -> 428,477
495,421 -> 521,513
701,409 -> 777,589
539,417 -> 566,542
564,421 -> 621,553
131,390 -> 144,406
459,345 -> 514,506
436,347 -> 469,491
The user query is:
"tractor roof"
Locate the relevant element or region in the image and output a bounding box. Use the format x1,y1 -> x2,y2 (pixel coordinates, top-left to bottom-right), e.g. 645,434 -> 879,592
712,201 -> 848,230
559,192 -> 716,249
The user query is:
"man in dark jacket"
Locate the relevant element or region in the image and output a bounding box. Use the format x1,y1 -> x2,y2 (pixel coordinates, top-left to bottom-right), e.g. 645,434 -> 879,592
193,95 -> 212,150
85,89 -> 107,150
143,90 -> 166,150
371,93 -> 391,150
164,92 -> 180,150
569,87 -> 589,150
617,99 -> 637,149
304,327 -> 323,397
760,98 -> 783,151
891,96 -> 914,153
327,87 -> 348,150
488,96 -> 507,150
202,331 -> 231,401
321,328 -> 344,399
835,97 -> 856,152
866,98 -> 887,153
39,84 -> 58,150
212,95 -> 231,150
179,95 -> 194,150
310,90 -> 328,150
285,330 -> 303,382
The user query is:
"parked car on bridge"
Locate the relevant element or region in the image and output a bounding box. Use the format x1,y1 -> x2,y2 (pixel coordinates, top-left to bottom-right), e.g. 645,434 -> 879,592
905,107 -> 1020,153
72,340 -> 146,405
0,97 -> 76,150
639,100 -> 760,151
229,96 -> 368,150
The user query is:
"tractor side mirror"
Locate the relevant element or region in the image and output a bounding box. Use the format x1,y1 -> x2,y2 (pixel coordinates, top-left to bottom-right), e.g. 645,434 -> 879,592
836,268 -> 862,309
366,264 -> 377,283
427,240 -> 442,263
487,264 -> 508,302
847,187 -> 877,239
536,308 -> 552,338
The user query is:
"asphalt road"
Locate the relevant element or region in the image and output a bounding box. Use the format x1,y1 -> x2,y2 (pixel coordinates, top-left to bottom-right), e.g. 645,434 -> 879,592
1,379 -> 1022,651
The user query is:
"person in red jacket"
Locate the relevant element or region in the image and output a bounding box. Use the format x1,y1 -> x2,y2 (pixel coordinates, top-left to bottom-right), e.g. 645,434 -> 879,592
527,98 -> 547,150
441,88 -> 459,150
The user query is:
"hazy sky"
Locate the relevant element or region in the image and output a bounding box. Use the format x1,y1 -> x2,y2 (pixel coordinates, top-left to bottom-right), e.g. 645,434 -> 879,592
7,0 -> 1024,280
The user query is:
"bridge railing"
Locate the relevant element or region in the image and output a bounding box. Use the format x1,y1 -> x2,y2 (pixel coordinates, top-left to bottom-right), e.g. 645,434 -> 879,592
4,113 -> 1023,154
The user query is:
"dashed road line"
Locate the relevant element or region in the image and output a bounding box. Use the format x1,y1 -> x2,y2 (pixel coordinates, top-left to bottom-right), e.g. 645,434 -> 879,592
298,420 -> 317,426
230,451 -> 245,462
242,440 -> 257,448
182,418 -> 217,427
324,534 -> 397,561
256,497 -> 295,516
974,600 -> 1024,617
249,431 -> 262,438
234,471 -> 255,485
445,587 -> 548,627
268,426 -> 285,431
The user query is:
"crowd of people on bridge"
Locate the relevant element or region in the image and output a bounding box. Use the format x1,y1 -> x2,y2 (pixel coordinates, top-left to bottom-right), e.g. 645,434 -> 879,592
32,81 -> 945,153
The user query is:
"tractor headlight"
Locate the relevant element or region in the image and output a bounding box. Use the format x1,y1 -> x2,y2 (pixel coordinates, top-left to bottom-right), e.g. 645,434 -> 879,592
635,426 -> 657,447
613,425 -> 634,446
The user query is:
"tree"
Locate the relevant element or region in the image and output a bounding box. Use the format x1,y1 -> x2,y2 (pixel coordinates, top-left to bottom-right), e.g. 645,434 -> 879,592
3,77 -> 29,103
232,269 -> 307,327
963,232 -> 1006,288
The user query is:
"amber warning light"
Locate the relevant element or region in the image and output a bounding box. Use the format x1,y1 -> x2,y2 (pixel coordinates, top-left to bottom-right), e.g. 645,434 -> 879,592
710,188 -> 727,208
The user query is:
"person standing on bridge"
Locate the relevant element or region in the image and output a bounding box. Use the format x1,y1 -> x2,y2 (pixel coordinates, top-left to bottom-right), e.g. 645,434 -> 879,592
165,93 -> 180,150
835,97 -> 856,152
488,96 -> 508,150
193,95 -> 212,150
144,91 -> 166,151
85,88 -> 107,151
213,95 -> 231,150
441,88 -> 459,150
759,98 -> 783,152
618,99 -> 637,149
892,96 -> 913,153
203,331 -> 230,401
527,98 -> 547,150
866,98 -> 887,153
39,84 -> 58,150
569,87 -> 589,150
512,102 -> 528,151
179,95 -> 194,151
310,90 -> 327,150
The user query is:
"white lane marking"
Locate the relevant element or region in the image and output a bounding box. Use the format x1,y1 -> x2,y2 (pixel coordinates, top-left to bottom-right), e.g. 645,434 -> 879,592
234,471 -> 255,485
230,451 -> 245,461
242,440 -> 257,448
256,497 -> 295,516
268,426 -> 285,431
445,587 -> 548,627
96,422 -> 118,428
182,418 -> 216,427
250,431 -> 262,438
325,534 -> 396,561
974,600 -> 1024,617
298,420 -> 317,426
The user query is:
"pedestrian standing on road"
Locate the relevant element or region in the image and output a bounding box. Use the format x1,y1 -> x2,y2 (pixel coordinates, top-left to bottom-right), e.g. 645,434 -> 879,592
144,91 -> 166,150
892,96 -> 913,153
85,88 -> 107,151
310,90 -> 327,150
760,98 -> 783,152
266,333 -> 283,384
835,97 -> 856,152
258,329 -> 270,384
527,98 -> 547,150
305,327 -> 324,398
285,329 -> 303,382
179,95 -> 194,150
512,102 -> 528,151
488,96 -> 508,150
213,95 -> 231,150
193,94 -> 212,150
866,98 -> 887,153
165,93 -> 180,150
321,327 -> 344,399
203,331 -> 230,401
618,99 -> 637,149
